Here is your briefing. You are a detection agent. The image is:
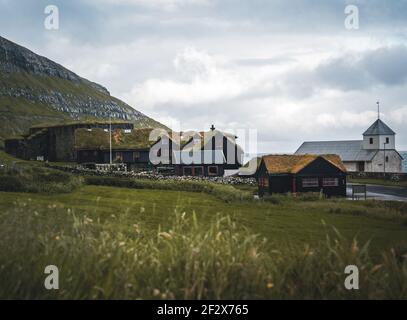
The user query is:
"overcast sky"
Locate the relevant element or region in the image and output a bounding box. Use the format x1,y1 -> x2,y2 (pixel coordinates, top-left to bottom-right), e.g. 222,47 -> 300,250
1,0 -> 407,153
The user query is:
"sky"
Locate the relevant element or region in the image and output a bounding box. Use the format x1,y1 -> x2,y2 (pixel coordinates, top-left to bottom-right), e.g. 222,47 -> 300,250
1,0 -> 407,153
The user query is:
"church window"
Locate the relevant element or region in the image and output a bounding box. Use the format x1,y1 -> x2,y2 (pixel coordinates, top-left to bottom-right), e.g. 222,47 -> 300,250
369,138 -> 373,144
386,137 -> 389,144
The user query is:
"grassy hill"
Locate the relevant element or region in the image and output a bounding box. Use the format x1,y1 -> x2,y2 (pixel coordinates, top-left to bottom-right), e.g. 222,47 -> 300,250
0,36 -> 165,148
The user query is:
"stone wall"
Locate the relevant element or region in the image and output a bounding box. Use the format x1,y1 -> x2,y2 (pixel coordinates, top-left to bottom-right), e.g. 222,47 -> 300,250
47,164 -> 257,186
348,171 -> 407,181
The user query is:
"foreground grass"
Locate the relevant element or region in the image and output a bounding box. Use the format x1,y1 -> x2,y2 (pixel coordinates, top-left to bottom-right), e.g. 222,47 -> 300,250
0,193 -> 406,299
1,186 -> 407,255
0,185 -> 407,299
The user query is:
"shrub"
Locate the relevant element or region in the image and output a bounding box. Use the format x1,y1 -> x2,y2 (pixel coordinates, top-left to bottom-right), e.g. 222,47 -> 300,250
0,166 -> 83,194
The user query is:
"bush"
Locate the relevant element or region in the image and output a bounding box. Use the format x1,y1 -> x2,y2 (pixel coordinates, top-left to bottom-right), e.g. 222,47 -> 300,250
0,166 -> 83,194
0,175 -> 25,192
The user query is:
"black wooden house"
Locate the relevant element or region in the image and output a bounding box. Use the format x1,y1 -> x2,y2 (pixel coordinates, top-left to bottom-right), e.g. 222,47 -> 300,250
257,154 -> 347,197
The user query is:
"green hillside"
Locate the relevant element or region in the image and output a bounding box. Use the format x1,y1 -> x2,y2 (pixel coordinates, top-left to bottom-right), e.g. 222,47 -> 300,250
0,36 -> 165,148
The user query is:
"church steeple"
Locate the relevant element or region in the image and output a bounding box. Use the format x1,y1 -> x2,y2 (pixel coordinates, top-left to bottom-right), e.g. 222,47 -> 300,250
362,103 -> 396,150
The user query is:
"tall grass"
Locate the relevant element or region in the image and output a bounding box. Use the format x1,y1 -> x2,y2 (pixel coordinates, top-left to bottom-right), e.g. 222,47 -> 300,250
0,203 -> 405,300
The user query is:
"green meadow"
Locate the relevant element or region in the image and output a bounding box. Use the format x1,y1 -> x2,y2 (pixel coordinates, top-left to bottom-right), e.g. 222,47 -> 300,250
0,151 -> 406,299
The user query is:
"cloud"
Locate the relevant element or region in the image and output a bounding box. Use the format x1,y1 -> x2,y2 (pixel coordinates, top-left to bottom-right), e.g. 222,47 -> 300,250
124,47 -> 253,107
299,45 -> 407,92
2,1 -> 407,151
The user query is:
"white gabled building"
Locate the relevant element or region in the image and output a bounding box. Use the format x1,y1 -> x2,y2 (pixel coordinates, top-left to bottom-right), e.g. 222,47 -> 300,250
295,118 -> 403,173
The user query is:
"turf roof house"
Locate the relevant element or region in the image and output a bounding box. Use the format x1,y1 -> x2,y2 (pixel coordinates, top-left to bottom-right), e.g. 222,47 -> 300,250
75,128 -> 175,170
75,125 -> 244,176
5,121 -> 133,162
295,118 -> 403,173
174,127 -> 244,176
257,154 -> 347,197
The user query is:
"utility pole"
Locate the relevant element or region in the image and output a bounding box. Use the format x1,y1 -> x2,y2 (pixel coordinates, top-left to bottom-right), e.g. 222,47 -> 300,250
109,116 -> 112,165
383,142 -> 387,176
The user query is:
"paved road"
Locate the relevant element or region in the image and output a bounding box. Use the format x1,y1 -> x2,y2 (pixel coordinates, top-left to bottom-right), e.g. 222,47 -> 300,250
347,184 -> 407,201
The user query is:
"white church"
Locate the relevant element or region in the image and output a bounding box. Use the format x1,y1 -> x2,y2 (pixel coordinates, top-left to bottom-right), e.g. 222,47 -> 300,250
295,115 -> 403,173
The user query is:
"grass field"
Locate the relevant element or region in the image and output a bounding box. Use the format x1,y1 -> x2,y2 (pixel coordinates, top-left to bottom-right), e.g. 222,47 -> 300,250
0,184 -> 407,299
1,185 -> 405,253
1,151 -> 407,299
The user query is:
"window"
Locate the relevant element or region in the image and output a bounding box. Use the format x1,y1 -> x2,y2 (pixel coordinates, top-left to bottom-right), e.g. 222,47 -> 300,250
386,137 -> 390,144
369,138 -> 373,144
183,167 -> 193,176
208,166 -> 219,176
302,178 -> 319,188
259,176 -> 269,188
386,156 -> 389,162
322,178 -> 339,187
133,151 -> 140,161
194,166 -> 204,176
115,152 -> 123,162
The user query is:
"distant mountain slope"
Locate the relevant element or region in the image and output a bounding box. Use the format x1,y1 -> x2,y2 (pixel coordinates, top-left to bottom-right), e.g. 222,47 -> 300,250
0,36 -> 165,147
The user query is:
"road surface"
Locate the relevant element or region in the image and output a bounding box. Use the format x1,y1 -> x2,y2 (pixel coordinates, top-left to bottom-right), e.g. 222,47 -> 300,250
347,183 -> 407,201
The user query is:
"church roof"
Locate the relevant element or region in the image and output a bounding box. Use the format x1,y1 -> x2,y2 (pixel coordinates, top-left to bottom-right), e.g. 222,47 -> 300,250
295,140 -> 377,162
363,119 -> 395,136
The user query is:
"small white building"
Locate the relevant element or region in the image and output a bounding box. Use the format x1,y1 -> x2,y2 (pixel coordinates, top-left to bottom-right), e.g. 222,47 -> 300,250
295,118 -> 403,173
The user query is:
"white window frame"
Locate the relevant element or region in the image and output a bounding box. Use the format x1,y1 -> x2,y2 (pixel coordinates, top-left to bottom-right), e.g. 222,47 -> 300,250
322,177 -> 339,187
302,177 -> 319,188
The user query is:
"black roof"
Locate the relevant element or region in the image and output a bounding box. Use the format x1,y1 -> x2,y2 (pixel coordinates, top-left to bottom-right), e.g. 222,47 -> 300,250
363,119 -> 395,136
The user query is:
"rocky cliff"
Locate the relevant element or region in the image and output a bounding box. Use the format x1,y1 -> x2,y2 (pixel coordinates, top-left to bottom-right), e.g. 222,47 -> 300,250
0,36 -> 164,145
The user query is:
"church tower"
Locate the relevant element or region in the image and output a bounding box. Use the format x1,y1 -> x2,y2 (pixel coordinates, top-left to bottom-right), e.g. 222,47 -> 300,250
362,102 -> 396,150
